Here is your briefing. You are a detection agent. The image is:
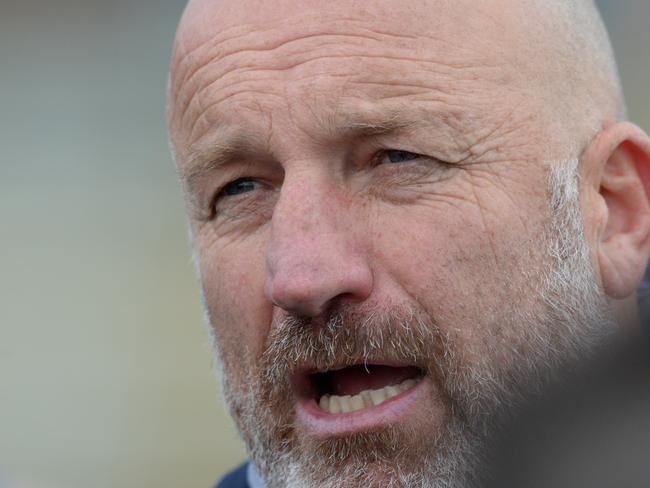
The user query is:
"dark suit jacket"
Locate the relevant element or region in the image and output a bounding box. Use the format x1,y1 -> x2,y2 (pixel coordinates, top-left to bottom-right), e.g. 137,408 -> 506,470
215,462 -> 250,488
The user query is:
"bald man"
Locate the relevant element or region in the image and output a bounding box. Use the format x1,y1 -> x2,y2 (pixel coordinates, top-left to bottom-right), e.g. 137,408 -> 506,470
167,1 -> 650,487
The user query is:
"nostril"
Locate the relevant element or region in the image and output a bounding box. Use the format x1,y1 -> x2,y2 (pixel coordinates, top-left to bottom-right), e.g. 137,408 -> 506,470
267,275 -> 331,317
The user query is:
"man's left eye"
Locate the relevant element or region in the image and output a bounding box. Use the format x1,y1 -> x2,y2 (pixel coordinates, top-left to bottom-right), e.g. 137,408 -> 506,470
381,150 -> 421,164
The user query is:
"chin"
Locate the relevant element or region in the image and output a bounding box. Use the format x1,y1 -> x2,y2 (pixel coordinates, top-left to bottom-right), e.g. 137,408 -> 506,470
249,405 -> 483,488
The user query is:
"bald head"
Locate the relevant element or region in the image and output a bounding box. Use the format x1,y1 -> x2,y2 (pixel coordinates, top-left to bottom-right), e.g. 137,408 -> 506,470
168,0 -> 624,162
521,0 -> 625,130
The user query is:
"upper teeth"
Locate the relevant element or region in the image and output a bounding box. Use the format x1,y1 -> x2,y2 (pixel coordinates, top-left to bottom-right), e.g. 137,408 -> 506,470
318,377 -> 420,414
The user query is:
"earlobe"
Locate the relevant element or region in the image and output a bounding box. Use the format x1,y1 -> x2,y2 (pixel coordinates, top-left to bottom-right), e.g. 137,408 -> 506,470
595,123 -> 650,299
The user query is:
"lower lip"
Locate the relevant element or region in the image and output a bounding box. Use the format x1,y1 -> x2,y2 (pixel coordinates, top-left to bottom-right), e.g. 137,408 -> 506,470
295,377 -> 432,438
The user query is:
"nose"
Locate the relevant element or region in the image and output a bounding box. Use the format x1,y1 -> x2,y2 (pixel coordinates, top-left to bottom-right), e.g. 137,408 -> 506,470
265,174 -> 373,317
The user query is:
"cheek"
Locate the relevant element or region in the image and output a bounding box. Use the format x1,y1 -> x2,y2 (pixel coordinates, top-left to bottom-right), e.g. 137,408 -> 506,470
197,232 -> 272,370
371,180 -> 551,344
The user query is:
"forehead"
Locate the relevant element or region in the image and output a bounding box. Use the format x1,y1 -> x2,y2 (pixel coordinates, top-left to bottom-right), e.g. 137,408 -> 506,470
169,0 -> 537,158
174,0 -> 525,57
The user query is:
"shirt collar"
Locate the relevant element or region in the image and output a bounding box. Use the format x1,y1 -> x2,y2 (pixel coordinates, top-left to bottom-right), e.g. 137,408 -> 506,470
246,463 -> 266,488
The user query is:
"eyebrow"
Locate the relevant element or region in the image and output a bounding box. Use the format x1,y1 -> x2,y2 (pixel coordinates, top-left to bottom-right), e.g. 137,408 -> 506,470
183,136 -> 251,193
181,110 -> 433,194
332,111 -> 425,137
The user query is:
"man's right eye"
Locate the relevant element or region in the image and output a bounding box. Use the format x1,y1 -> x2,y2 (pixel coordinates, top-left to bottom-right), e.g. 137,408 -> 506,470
209,177 -> 274,226
210,177 -> 267,220
221,178 -> 259,197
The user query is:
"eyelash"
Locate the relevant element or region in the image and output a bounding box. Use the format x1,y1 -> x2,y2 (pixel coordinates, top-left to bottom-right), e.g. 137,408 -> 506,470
220,178 -> 261,197
373,149 -> 422,165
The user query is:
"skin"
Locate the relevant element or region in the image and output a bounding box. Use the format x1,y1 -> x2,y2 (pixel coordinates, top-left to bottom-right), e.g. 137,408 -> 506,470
167,0 -> 650,484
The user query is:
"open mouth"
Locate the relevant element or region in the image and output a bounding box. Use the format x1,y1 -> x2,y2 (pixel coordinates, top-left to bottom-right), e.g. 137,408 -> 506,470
303,364 -> 425,415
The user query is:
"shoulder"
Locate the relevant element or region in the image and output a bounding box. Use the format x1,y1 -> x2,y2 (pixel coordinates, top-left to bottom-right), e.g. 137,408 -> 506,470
214,462 -> 250,488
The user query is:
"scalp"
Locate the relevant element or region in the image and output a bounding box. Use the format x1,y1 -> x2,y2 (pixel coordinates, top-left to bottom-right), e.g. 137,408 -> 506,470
523,0 -> 625,133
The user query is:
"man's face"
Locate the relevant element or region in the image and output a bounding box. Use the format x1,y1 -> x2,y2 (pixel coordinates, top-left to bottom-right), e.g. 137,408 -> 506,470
169,1 -> 613,486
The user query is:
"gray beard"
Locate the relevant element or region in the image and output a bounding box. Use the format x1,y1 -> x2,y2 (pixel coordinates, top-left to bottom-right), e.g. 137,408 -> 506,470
207,159 -> 617,488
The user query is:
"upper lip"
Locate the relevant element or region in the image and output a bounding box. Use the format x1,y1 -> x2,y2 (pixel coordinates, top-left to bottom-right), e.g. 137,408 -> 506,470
297,358 -> 421,376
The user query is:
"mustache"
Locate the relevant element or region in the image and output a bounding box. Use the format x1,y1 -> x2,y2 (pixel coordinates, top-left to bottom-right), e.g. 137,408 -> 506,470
259,304 -> 452,391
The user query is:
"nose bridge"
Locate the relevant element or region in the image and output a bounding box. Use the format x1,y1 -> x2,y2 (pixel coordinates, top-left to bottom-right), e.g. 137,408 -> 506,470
275,170 -> 341,248
266,169 -> 373,317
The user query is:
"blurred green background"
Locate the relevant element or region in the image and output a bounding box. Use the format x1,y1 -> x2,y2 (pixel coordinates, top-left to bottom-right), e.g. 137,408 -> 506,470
0,1 -> 648,487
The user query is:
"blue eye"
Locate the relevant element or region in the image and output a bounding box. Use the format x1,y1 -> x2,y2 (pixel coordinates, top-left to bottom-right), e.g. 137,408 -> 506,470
384,150 -> 420,163
222,178 -> 258,196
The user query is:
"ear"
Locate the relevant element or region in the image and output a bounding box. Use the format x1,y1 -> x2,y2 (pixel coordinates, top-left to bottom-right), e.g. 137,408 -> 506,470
588,123 -> 650,299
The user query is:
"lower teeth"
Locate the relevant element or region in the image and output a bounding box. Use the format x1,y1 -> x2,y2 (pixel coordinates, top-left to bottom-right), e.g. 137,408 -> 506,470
319,377 -> 420,414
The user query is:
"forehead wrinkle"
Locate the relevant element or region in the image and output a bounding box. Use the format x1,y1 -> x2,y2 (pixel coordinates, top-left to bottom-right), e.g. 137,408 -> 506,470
171,1 -> 518,92
178,49 -> 500,143
180,30 -> 383,96
172,13 -> 428,96
173,2 -> 507,79
186,87 -> 284,148
171,17 -> 505,137
173,23 -> 259,90
183,46 -> 498,108
172,25 -> 388,126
